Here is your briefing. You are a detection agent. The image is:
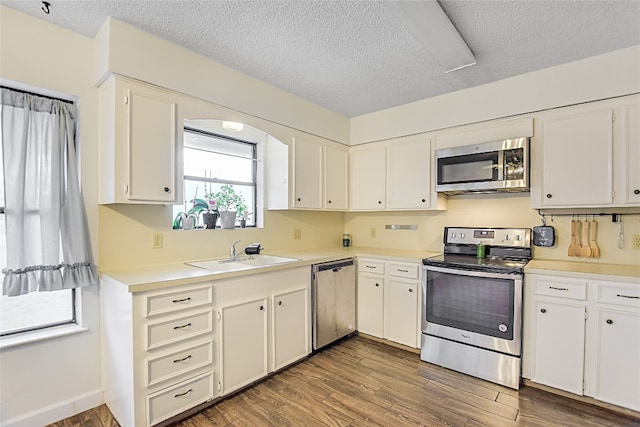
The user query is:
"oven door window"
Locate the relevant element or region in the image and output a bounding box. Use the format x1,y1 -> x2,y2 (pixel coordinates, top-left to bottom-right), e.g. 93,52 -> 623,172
437,151 -> 498,185
425,270 -> 514,340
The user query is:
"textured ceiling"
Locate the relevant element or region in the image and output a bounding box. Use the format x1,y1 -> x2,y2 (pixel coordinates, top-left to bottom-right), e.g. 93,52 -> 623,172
2,1 -> 639,117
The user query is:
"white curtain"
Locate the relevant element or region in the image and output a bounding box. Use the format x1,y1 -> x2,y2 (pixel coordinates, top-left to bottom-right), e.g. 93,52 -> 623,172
1,88 -> 97,296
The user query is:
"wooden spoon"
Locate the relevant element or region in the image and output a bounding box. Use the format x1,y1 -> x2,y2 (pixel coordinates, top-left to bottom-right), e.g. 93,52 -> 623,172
574,220 -> 582,257
581,220 -> 592,257
590,220 -> 600,258
568,220 -> 577,256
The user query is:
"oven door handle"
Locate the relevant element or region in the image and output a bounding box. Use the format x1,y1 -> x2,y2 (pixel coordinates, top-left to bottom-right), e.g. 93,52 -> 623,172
423,265 -> 523,281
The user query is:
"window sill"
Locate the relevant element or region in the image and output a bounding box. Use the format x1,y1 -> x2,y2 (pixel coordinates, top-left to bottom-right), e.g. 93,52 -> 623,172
0,324 -> 88,350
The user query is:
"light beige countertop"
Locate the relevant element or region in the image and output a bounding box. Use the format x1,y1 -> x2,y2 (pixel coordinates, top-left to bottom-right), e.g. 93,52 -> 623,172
99,246 -> 440,293
525,259 -> 640,283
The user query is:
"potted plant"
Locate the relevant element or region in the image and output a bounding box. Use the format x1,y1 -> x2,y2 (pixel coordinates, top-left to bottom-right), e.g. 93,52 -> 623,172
201,196 -> 219,229
173,196 -> 208,230
237,205 -> 251,228
208,184 -> 245,229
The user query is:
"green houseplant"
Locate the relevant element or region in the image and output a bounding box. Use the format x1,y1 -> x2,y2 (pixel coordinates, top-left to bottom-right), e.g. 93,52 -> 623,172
208,184 -> 245,229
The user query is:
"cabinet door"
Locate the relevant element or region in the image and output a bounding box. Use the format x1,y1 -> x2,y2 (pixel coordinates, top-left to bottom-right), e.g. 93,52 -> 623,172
537,109 -> 613,207
387,137 -> 431,209
293,137 -> 323,209
324,145 -> 348,210
219,297 -> 267,395
127,85 -> 178,203
619,104 -> 640,205
531,300 -> 585,394
272,288 -> 309,371
357,275 -> 384,337
384,280 -> 418,348
594,309 -> 640,411
349,146 -> 386,210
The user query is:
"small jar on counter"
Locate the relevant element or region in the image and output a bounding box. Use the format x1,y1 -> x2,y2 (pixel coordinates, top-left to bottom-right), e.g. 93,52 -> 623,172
342,233 -> 351,247
476,242 -> 486,258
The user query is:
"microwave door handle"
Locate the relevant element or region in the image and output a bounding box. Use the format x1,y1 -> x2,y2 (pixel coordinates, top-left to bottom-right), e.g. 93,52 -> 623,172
497,150 -> 505,181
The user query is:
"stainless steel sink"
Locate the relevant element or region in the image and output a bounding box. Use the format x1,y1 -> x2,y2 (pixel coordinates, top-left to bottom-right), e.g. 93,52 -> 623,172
186,254 -> 300,273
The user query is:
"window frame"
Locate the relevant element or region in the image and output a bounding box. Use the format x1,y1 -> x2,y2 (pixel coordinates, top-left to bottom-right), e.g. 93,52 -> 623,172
182,127 -> 258,227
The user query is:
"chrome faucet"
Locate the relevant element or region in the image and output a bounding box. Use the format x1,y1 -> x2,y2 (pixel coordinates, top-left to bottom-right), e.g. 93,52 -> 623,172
230,239 -> 241,261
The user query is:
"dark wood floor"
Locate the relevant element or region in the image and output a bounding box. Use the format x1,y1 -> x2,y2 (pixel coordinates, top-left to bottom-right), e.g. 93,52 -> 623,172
48,336 -> 639,427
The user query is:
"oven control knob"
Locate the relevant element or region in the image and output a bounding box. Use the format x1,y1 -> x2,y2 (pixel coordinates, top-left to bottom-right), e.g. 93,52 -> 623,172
504,234 -> 511,241
450,232 -> 456,239
498,324 -> 508,333
460,233 -> 465,239
515,234 -> 521,241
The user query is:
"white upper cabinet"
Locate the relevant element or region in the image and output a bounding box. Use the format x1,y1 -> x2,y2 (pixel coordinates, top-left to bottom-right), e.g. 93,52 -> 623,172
267,136 -> 348,210
534,107 -> 613,207
614,102 -> 640,206
324,145 -> 348,210
99,75 -> 183,204
387,136 -> 431,210
349,144 -> 386,210
531,95 -> 640,208
349,137 -> 445,211
293,137 -> 323,209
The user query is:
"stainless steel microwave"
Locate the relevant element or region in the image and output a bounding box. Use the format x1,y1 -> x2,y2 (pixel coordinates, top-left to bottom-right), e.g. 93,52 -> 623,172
435,138 -> 529,195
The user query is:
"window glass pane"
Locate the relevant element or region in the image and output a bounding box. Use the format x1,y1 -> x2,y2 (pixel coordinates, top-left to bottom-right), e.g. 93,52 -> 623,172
183,147 -> 254,182
0,290 -> 74,335
184,132 -> 253,158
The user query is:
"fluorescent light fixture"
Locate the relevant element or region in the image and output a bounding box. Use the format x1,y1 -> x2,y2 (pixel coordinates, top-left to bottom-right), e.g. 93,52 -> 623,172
383,0 -> 476,73
222,121 -> 244,132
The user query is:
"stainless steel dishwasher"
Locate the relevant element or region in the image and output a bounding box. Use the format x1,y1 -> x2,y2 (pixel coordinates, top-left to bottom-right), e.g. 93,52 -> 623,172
312,258 -> 356,350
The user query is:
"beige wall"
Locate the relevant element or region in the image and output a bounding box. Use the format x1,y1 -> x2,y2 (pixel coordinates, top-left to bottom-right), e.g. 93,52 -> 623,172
345,195 -> 640,266
0,6 -> 103,425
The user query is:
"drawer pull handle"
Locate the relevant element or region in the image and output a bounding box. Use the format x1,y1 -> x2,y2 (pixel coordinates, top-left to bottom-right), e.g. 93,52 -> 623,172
549,286 -> 568,291
173,323 -> 192,330
174,388 -> 192,398
173,355 -> 192,363
366,265 -> 376,269
172,297 -> 192,303
397,269 -> 409,273
540,308 -> 547,313
616,294 -> 640,299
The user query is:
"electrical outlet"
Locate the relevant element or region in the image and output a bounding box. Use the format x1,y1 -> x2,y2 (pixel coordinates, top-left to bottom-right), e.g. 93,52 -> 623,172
632,234 -> 640,250
152,233 -> 163,249
293,228 -> 301,240
370,227 -> 376,238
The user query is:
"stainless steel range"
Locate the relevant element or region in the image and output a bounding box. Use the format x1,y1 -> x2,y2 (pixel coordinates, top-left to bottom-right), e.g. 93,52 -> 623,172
421,227 -> 531,389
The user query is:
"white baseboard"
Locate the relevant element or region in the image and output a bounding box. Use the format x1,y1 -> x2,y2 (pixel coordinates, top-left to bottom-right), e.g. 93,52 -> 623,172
1,389 -> 103,427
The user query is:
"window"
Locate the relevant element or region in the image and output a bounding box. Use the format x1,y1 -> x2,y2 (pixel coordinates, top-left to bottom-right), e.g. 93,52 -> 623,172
175,127 -> 258,228
0,87 -> 78,337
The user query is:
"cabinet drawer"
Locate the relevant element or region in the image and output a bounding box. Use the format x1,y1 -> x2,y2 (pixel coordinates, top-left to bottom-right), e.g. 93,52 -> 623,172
145,285 -> 212,317
358,259 -> 385,275
147,340 -> 214,387
596,283 -> 640,308
147,371 -> 215,426
534,277 -> 586,300
147,310 -> 213,351
388,262 -> 419,279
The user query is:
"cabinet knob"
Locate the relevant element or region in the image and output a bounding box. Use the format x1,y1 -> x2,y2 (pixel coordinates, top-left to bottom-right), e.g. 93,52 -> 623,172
328,200 -> 332,204
164,187 -> 170,193
634,189 -> 640,195
606,319 -> 613,324
408,288 -> 413,293
421,199 -> 426,203
297,197 -> 301,202
540,308 -> 546,313
378,200 -> 382,204
375,283 -> 380,287
278,301 -> 283,306
546,194 -> 552,199
259,305 -> 264,311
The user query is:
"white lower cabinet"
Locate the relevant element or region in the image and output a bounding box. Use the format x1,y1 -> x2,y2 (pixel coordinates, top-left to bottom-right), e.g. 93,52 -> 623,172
530,300 -> 585,394
218,297 -> 268,395
356,258 -> 420,348
524,273 -> 640,412
102,266 -> 311,427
